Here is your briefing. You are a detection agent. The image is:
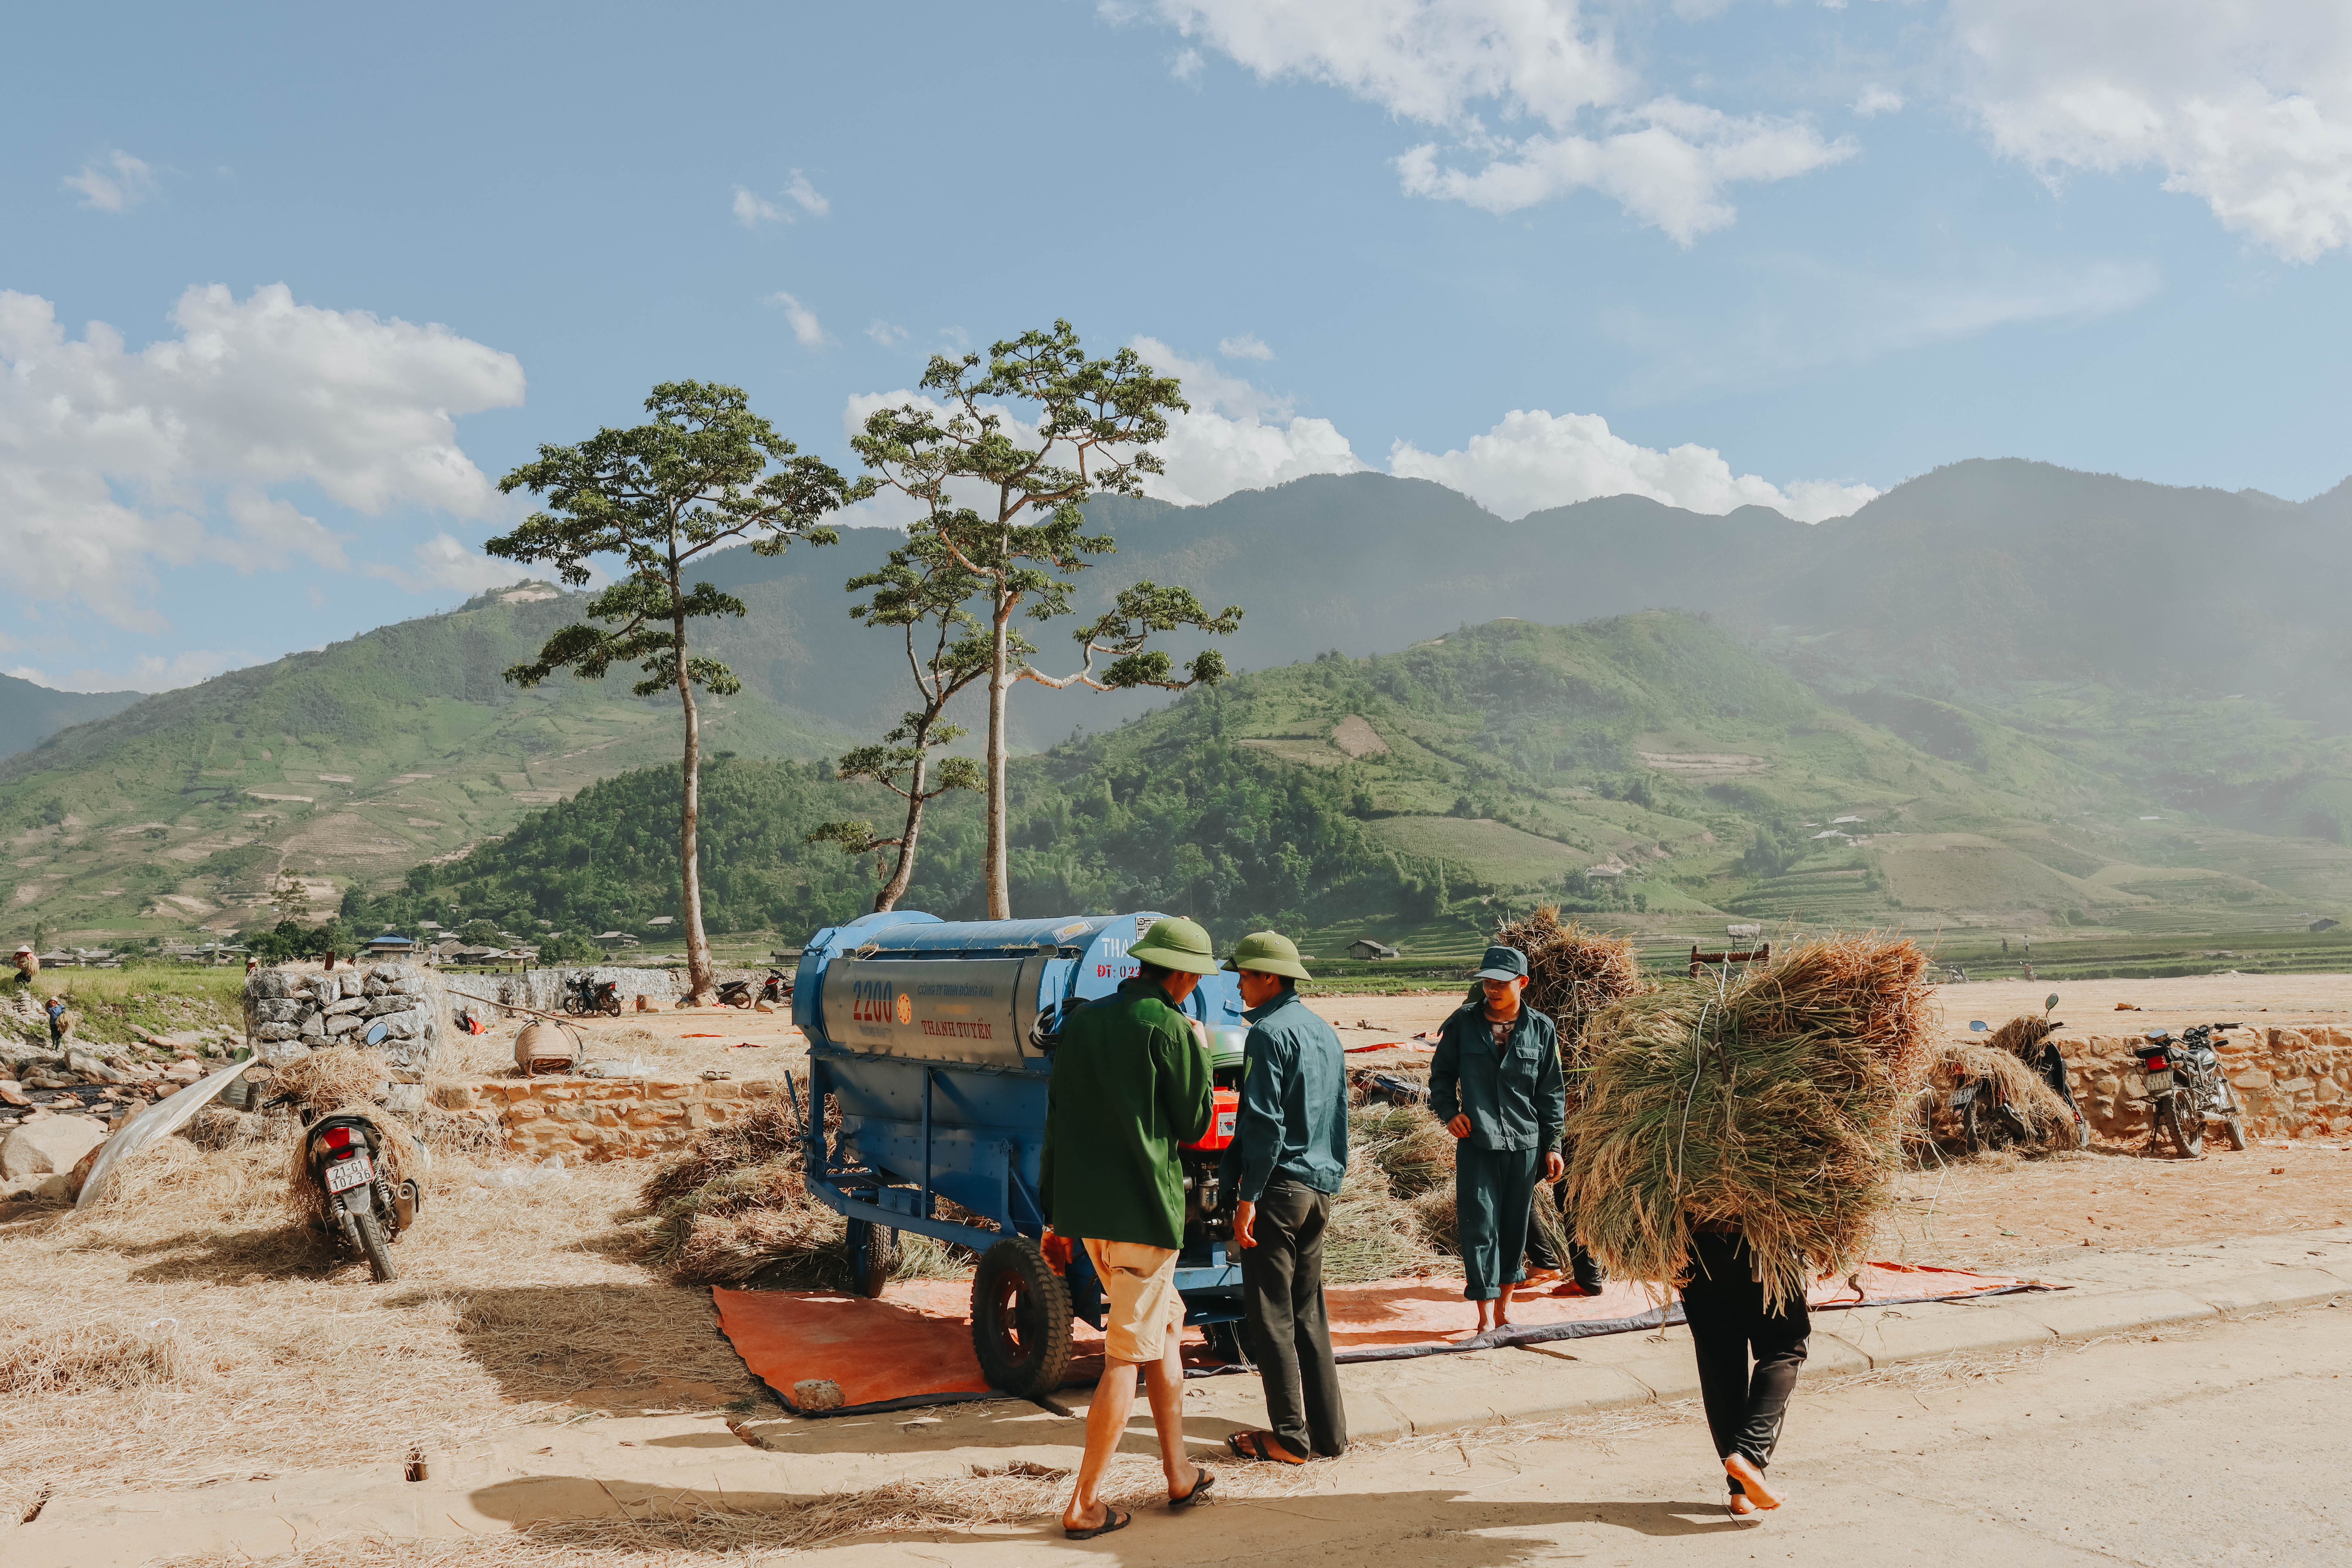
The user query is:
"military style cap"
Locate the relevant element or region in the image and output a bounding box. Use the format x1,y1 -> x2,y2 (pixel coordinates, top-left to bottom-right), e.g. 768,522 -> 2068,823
1472,944 -> 1530,981
1129,915 -> 1221,975
1221,929 -> 1311,980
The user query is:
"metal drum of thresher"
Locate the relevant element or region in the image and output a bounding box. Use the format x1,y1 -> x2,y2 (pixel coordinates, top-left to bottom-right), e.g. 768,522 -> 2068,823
793,910 -> 1252,1397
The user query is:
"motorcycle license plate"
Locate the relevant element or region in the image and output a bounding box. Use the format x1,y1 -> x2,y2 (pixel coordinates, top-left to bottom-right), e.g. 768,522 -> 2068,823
325,1154 -> 375,1193
2144,1069 -> 2175,1094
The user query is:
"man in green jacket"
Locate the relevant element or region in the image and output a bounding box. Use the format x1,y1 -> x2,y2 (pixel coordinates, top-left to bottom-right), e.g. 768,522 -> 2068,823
1218,930 -> 1348,1465
1042,916 -> 1219,1539
1429,944 -> 1566,1333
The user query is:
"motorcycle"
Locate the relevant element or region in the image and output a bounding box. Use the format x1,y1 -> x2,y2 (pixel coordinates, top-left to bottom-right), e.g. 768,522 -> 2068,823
2140,1023 -> 2250,1157
1956,998 -> 2090,1152
717,968 -> 793,1008
561,973 -> 622,1017
266,1094 -> 421,1283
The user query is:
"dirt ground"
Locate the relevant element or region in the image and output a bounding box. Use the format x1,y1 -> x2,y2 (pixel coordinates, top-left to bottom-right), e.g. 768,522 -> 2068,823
436,994 -> 810,1082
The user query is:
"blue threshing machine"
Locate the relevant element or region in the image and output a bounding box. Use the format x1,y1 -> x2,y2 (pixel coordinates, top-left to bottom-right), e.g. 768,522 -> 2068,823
793,910 -> 1251,1397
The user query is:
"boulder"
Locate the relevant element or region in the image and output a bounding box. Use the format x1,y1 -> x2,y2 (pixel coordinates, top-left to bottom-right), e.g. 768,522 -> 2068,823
0,1079 -> 26,1106
67,1049 -> 130,1084
365,996 -> 412,1018
253,999 -> 307,1024
260,1038 -> 312,1067
250,970 -> 298,1000
373,1008 -> 429,1041
162,1059 -> 206,1085
2,1113 -> 108,1180
256,1022 -> 304,1042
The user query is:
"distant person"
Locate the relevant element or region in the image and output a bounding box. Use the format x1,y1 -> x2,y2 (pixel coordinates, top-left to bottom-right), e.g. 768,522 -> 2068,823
1219,930 -> 1348,1466
1430,945 -> 1565,1334
246,954 -> 259,977
1040,916 -> 1220,1538
46,995 -> 68,1046
11,944 -> 33,986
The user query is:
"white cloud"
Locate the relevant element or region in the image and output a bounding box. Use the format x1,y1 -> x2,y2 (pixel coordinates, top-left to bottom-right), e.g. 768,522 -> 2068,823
121,650 -> 251,693
1128,338 -> 1366,505
784,171 -> 830,217
769,291 -> 829,348
64,150 -> 157,212
1125,1 -> 1846,239
866,319 -> 910,348
1388,408 -> 1876,522
1952,0 -> 2352,261
731,185 -> 784,226
367,532 -> 536,597
0,283 -> 524,624
1217,332 -> 1275,360
1397,98 -> 1853,244
1173,46 -> 1205,82
1854,84 -> 1904,117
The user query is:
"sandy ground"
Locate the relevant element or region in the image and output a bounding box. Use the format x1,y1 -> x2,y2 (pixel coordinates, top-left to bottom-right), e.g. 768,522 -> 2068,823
435,993 -> 810,1082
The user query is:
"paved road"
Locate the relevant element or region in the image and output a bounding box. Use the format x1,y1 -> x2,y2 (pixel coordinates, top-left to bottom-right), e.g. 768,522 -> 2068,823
823,1303 -> 2345,1568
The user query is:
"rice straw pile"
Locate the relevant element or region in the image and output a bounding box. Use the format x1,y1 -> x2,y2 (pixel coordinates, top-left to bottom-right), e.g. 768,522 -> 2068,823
1491,906 -> 1647,1071
1923,1013 -> 2074,1146
1562,934 -> 1933,1310
267,1045 -> 394,1112
1323,1103 -> 1447,1282
282,1103 -> 423,1229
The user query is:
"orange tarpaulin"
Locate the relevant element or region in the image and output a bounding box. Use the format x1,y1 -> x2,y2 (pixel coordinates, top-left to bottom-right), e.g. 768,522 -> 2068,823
714,1261 -> 2033,1416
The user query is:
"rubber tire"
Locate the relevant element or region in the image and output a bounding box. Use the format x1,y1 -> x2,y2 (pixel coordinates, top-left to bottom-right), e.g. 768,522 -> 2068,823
855,1222 -> 896,1299
562,994 -> 585,1017
726,993 -> 752,1009
602,995 -> 623,1017
2224,1116 -> 2249,1152
354,1210 -> 397,1283
2160,1095 -> 2205,1158
1960,1093 -> 1988,1154
970,1237 -> 1074,1400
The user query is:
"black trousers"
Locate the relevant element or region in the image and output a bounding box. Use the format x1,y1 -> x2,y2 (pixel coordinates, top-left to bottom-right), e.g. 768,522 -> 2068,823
1680,1232 -> 1808,1493
1241,1178 -> 1348,1458
1523,1168 -> 1604,1291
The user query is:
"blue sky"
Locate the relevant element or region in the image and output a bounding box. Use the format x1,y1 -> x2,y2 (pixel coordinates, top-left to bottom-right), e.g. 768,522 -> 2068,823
4,1 -> 2347,691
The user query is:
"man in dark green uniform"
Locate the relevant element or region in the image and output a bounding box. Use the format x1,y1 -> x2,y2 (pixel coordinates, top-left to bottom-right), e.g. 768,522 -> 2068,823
1042,916 -> 1219,1539
1218,930 -> 1348,1465
1429,944 -> 1565,1334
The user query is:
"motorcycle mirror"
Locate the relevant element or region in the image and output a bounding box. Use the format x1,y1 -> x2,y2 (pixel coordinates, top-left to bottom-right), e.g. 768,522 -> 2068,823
1968,1020 -> 1988,1031
2045,992 -> 2060,1012
364,1022 -> 389,1046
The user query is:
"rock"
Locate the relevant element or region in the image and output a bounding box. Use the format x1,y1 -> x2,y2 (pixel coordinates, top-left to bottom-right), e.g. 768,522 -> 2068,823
162,1059 -> 207,1085
1,1114 -> 108,1180
364,996 -> 412,1018
256,1022 -> 304,1042
0,1079 -> 25,1105
324,1013 -> 363,1037
66,1142 -> 104,1201
383,1083 -> 427,1117
260,1038 -> 312,1067
325,996 -> 368,1017
791,1378 -> 845,1412
253,999 -> 305,1023
373,1008 -> 428,1041
67,1049 -> 130,1084
251,970 -> 298,1000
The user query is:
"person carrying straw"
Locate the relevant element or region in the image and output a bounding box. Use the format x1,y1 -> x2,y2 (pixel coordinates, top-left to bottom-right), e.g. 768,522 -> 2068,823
1040,916 -> 1221,1539
1218,930 -> 1348,1465
1430,944 -> 1565,1333
1681,1222 -> 1810,1515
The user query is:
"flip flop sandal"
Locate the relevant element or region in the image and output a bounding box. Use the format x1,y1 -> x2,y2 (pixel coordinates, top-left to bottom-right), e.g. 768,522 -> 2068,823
1064,1506 -> 1133,1540
1225,1431 -> 1306,1465
1170,1467 -> 1217,1508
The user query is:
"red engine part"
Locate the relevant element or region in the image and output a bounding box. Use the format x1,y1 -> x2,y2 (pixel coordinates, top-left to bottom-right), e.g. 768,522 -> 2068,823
1182,1088 -> 1240,1153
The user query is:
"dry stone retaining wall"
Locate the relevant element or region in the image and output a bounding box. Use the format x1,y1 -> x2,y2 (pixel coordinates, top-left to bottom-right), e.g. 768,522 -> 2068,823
244,963 -> 448,1111
2062,1028 -> 2352,1141
477,966 -> 682,1017
429,1075 -> 781,1161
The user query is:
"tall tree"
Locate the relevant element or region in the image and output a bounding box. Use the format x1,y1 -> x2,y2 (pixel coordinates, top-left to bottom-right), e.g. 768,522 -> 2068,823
853,323 -> 1242,919
805,542 -> 996,912
487,381 -> 865,1003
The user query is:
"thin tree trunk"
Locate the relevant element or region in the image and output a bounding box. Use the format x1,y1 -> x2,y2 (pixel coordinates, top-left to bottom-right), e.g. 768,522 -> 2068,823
875,753 -> 927,912
984,599 -> 1012,920
676,599 -> 715,1004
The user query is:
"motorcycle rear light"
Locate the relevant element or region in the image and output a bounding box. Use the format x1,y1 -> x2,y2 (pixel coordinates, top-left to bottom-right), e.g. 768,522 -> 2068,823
323,1125 -> 355,1149
2142,1058 -> 2168,1071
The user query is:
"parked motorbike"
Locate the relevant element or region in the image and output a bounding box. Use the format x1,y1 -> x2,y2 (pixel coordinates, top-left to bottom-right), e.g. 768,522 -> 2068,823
561,973 -> 622,1017
1956,1012 -> 2090,1152
2140,1023 -> 2249,1157
717,968 -> 793,1008
265,1094 -> 420,1283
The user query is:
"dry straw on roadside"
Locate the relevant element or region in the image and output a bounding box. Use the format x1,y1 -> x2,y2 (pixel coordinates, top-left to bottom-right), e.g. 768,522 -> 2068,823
1563,933 -> 1933,1310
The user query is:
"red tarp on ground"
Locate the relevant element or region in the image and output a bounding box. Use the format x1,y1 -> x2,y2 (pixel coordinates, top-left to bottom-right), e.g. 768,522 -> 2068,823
713,1261 -> 2033,1417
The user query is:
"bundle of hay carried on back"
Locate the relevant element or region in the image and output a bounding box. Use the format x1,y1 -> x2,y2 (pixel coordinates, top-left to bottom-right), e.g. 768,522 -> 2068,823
1563,934 -> 1933,1310
1491,906 -> 1647,1083
266,1045 -> 425,1230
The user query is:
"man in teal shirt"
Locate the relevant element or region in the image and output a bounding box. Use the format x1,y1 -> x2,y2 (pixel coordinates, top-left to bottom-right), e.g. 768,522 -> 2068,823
1218,930 -> 1348,1465
1042,917 -> 1218,1538
1430,944 -> 1566,1333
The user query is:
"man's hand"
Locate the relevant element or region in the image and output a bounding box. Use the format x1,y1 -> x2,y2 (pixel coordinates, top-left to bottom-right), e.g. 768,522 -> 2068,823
1543,1150 -> 1565,1183
1446,1114 -> 1473,1138
1233,1199 -> 1257,1250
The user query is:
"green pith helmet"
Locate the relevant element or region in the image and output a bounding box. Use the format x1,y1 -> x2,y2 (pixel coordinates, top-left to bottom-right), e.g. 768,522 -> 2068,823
1221,929 -> 1311,980
1129,916 -> 1221,975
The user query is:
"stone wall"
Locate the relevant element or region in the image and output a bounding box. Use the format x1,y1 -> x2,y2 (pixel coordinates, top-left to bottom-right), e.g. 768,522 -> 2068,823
472,965 -> 682,1018
2062,1028 -> 2352,1142
429,1075 -> 782,1161
245,962 -> 447,1090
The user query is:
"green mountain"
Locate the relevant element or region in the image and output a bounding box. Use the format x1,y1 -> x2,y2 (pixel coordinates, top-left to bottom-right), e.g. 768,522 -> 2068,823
391,611 -> 2352,953
0,672 -> 141,760
0,582 -> 847,942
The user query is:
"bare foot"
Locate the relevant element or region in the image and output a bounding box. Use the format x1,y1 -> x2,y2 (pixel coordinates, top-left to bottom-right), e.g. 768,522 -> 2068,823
1724,1454 -> 1781,1509
1728,1492 -> 1758,1517
1063,1500 -> 1108,1533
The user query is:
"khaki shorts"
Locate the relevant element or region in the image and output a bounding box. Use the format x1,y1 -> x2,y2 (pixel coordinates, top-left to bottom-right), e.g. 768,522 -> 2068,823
1083,1238 -> 1186,1364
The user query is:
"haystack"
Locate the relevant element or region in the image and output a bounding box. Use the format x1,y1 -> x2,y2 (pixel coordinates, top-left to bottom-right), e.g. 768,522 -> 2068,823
1928,1041 -> 2074,1140
1562,934 -> 1932,1310
268,1045 -> 394,1112
1491,906 -> 1646,1076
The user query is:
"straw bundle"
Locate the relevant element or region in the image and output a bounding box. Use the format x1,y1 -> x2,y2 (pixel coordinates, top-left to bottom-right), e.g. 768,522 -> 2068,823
267,1045 -> 393,1112
1323,1104 -> 1446,1283
282,1103 -> 422,1230
1492,906 -> 1647,1086
1562,934 -> 1933,1310
1929,1039 -> 2074,1143
1987,1013 -> 2051,1059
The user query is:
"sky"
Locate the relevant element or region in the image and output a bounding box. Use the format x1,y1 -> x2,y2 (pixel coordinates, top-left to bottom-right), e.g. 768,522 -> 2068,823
3,0 -> 2348,693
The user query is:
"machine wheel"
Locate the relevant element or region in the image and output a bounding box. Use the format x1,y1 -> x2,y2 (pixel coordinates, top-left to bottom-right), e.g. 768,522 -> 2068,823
2160,1095 -> 2205,1158
854,1222 -> 896,1299
971,1237 -> 1074,1400
1204,1319 -> 1253,1369
352,1211 -> 397,1283
2224,1115 -> 2249,1152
